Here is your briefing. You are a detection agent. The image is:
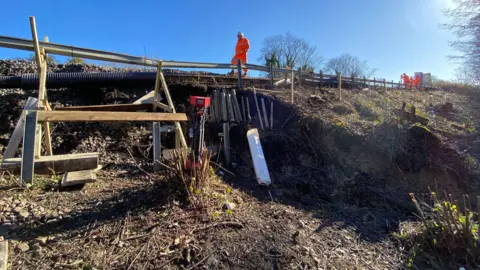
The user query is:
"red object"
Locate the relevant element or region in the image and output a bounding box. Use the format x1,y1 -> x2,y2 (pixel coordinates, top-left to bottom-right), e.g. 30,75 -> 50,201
186,158 -> 202,169
190,96 -> 211,108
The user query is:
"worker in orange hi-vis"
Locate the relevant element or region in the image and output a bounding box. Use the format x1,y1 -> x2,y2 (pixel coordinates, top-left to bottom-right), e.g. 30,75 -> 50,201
229,32 -> 250,77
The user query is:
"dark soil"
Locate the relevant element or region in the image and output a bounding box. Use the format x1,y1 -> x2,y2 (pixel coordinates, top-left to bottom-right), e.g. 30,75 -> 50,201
1,61 -> 479,269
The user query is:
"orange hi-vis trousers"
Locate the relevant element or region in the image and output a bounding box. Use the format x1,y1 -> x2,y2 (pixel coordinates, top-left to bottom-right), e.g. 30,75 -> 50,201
232,54 -> 248,73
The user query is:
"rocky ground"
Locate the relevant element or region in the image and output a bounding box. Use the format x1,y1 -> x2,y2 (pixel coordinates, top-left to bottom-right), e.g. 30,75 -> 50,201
0,60 -> 479,269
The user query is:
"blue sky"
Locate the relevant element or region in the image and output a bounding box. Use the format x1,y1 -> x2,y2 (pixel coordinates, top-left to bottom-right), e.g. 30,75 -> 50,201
0,0 -> 456,81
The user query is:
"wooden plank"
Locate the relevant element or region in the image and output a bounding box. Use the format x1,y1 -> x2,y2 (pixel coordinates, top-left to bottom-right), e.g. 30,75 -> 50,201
153,62 -> 162,111
6,152 -> 99,174
57,101 -> 173,112
2,97 -> 38,161
42,36 -> 53,156
21,111 -> 37,184
29,17 -> 42,70
153,102 -> 173,112
36,111 -> 187,122
61,170 -> 96,187
55,103 -> 153,111
133,90 -> 155,104
247,88 -> 284,94
0,237 -> 8,270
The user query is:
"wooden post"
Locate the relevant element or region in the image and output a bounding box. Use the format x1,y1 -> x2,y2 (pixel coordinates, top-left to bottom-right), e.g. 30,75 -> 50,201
352,75 -> 355,87
241,96 -> 246,122
223,123 -> 230,166
298,67 -> 302,87
391,80 -> 394,89
320,70 -> 324,82
237,59 -> 243,90
363,76 -> 366,87
246,96 -> 251,123
253,88 -> 264,130
270,101 -> 273,130
269,63 -> 274,89
383,79 -> 387,91
42,36 -> 52,156
261,98 -> 269,129
373,78 -> 376,88
30,17 -> 43,158
290,70 -> 294,104
158,61 -> 187,148
337,72 -> 342,101
29,17 -> 42,71
153,122 -> 161,169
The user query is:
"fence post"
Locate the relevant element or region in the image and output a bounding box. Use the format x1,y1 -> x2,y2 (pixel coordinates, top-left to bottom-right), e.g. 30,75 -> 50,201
291,70 -> 294,104
269,63 -> 274,89
337,72 -> 342,101
352,75 -> 355,87
298,67 -> 302,87
320,70 -> 324,81
363,76 -> 366,88
391,80 -> 394,89
373,78 -> 376,88
383,79 -> 386,91
237,59 -> 243,90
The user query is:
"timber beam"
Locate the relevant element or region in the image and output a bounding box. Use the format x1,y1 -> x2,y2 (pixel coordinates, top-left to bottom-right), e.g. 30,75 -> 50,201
4,152 -> 99,174
35,111 -> 187,122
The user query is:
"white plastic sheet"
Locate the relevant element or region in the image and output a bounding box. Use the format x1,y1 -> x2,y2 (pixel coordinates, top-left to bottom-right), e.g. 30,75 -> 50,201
246,128 -> 271,186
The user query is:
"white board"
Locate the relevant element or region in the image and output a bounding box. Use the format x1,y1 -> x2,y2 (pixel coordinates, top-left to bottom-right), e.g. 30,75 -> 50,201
246,128 -> 271,186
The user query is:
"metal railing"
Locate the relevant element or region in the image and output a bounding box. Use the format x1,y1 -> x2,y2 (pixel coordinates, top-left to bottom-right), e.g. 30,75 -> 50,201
0,34 -> 422,89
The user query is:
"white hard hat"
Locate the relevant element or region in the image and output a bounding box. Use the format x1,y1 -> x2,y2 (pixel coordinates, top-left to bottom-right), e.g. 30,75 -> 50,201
237,31 -> 244,36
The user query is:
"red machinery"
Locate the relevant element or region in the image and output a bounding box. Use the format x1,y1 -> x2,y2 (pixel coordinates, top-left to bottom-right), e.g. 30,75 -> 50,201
187,96 -> 211,169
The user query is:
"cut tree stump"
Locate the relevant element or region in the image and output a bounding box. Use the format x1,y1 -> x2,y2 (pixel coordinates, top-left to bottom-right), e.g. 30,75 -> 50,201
61,170 -> 96,187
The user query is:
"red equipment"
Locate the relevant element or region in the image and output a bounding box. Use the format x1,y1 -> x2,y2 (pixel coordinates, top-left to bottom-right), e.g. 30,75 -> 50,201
187,96 -> 211,169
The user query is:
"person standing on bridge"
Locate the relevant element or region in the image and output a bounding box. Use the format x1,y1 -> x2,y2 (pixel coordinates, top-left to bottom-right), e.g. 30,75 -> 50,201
229,32 -> 250,77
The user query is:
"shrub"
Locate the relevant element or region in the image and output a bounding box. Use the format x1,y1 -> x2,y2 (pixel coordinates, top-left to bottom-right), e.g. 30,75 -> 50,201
406,192 -> 480,268
66,57 -> 85,65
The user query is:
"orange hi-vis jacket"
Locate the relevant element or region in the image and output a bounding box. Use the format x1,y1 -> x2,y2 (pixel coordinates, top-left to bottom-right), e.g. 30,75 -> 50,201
235,37 -> 250,57
232,37 -> 250,72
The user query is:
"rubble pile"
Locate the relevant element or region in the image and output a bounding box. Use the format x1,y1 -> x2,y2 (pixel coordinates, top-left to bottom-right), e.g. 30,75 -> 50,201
0,59 -> 217,76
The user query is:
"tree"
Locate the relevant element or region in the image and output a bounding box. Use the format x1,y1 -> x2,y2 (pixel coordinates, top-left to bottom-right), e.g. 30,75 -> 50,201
325,54 -> 376,78
258,32 -> 323,71
443,0 -> 480,85
66,57 -> 85,65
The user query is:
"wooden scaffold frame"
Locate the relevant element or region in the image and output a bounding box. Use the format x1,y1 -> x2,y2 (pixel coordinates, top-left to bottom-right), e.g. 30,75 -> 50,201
1,17 -> 188,185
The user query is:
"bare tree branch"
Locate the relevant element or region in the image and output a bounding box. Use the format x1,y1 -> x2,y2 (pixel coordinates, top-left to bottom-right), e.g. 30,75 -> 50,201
258,32 -> 323,72
325,53 -> 376,78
